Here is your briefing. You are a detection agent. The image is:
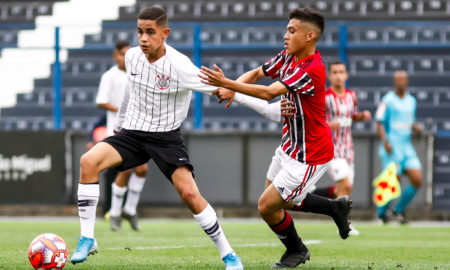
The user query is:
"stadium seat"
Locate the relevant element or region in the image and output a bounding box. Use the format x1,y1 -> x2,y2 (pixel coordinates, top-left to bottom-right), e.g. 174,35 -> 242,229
384,58 -> 409,73
418,28 -> 442,43
393,0 -> 418,17
413,58 -> 439,73
366,1 -> 390,16
0,30 -> 18,47
387,27 -> 414,44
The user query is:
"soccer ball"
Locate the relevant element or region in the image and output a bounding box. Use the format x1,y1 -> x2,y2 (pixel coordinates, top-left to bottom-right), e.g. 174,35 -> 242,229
28,233 -> 69,269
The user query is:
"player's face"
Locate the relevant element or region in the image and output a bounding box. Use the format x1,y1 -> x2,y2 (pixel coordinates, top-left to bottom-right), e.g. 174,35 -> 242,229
284,19 -> 315,56
137,19 -> 170,59
328,64 -> 348,87
394,72 -> 408,93
113,46 -> 130,71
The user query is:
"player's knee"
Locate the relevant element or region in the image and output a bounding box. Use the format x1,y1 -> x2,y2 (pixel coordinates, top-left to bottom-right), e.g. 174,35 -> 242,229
412,177 -> 422,188
257,199 -> 271,218
134,165 -> 148,177
80,153 -> 100,174
179,189 -> 197,206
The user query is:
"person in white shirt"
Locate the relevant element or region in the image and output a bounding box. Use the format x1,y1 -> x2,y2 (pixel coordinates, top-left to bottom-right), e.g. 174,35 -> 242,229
95,40 -> 148,232
71,6 -> 271,269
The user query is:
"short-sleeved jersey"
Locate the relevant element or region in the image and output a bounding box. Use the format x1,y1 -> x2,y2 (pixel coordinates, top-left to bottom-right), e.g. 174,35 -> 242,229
325,88 -> 358,164
95,65 -> 127,136
115,45 -> 217,132
262,50 -> 333,165
375,91 -> 416,143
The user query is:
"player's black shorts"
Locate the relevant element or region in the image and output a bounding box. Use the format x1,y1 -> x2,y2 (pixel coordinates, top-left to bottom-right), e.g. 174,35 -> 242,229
102,128 -> 193,181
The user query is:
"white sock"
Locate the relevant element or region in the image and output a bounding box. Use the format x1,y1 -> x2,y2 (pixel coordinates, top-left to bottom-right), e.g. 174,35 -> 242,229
110,183 -> 127,217
193,204 -> 233,258
77,183 -> 99,239
123,173 -> 146,216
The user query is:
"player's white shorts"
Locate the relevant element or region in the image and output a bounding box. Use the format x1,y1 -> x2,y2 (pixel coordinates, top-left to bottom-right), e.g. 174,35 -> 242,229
266,146 -> 330,206
328,158 -> 354,184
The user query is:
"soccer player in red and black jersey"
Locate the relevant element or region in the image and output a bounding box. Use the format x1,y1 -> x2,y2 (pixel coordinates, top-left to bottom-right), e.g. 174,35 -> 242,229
200,8 -> 352,268
312,61 -> 371,235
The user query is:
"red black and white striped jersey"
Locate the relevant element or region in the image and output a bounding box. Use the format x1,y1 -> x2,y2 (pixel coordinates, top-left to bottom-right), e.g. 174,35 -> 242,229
262,50 -> 333,165
115,45 -> 217,132
325,88 -> 358,164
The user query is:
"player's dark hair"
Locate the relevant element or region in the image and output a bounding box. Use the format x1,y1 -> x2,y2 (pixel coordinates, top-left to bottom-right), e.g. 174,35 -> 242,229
328,60 -> 346,71
138,6 -> 168,27
288,8 -> 325,38
114,40 -> 130,51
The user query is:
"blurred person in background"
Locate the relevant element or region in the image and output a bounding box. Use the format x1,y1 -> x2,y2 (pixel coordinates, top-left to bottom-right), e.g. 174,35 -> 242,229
375,70 -> 422,224
311,60 -> 371,236
95,40 -> 148,232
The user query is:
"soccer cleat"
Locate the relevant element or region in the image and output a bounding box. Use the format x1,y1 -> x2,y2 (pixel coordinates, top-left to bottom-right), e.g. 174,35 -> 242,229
222,251 -> 243,270
393,211 -> 408,225
331,195 -> 352,239
70,237 -> 98,264
349,224 -> 360,236
121,211 -> 140,231
378,210 -> 393,225
272,244 -> 310,269
110,215 -> 122,231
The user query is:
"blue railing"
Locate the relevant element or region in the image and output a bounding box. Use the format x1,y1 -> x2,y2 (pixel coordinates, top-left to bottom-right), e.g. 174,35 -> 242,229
2,20 -> 450,130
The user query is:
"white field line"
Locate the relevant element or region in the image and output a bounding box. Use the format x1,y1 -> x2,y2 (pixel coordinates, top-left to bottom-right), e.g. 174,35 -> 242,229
104,240 -> 322,251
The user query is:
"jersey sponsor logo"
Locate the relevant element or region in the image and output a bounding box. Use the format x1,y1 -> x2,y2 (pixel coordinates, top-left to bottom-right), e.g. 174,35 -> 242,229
276,186 -> 285,194
156,74 -> 170,90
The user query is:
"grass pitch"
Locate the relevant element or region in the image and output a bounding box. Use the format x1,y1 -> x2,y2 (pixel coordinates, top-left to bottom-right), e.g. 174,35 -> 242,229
1,218 -> 449,270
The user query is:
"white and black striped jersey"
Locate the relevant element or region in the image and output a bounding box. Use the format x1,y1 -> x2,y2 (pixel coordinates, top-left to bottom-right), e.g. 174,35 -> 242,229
115,45 -> 216,132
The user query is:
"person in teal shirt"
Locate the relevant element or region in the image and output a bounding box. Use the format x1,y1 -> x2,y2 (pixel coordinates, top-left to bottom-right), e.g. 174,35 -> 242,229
375,70 -> 422,224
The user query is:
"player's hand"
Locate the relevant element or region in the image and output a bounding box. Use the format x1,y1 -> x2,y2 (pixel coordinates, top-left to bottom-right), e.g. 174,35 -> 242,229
362,110 -> 372,121
384,141 -> 392,155
412,123 -> 422,135
328,121 -> 340,131
280,98 -> 294,118
213,87 -> 235,108
199,64 -> 227,87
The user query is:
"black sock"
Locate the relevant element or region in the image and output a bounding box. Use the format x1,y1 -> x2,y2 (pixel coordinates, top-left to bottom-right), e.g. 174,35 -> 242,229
293,193 -> 334,217
312,185 -> 336,198
269,210 -> 302,252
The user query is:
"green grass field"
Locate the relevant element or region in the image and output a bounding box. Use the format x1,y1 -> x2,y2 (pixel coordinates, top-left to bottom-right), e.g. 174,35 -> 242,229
1,218 -> 449,270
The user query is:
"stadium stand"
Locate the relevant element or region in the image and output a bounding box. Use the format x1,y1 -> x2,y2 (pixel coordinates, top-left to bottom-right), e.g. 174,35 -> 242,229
1,0 -> 450,132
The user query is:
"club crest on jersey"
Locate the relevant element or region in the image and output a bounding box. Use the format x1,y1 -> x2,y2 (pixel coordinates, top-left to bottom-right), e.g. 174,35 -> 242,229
156,74 -> 170,90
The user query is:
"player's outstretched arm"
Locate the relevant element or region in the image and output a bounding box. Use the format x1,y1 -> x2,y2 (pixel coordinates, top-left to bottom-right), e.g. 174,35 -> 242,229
199,64 -> 287,101
352,110 -> 372,122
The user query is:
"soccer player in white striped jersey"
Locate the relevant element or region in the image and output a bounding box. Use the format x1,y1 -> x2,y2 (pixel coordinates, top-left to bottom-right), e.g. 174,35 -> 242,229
312,61 -> 371,235
70,7 -> 245,269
